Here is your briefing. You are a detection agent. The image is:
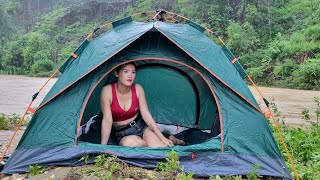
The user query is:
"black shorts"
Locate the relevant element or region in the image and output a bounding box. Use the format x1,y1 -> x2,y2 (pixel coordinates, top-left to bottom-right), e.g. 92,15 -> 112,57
112,114 -> 147,144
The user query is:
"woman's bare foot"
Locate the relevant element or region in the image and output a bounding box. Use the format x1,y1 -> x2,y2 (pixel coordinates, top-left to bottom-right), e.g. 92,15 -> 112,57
169,135 -> 185,145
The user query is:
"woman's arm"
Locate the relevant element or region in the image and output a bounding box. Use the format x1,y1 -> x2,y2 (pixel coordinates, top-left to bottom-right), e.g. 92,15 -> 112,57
136,84 -> 173,147
100,86 -> 113,145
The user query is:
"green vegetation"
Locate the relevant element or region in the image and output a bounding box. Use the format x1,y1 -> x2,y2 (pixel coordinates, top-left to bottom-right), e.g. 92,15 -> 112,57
156,149 -> 181,172
270,97 -> 320,179
315,96 -> 320,123
26,164 -> 45,176
80,154 -> 156,179
81,154 -> 122,179
0,0 -> 319,89
246,164 -> 261,180
272,124 -> 320,179
77,151 -> 194,179
156,149 -> 194,179
0,113 -> 28,130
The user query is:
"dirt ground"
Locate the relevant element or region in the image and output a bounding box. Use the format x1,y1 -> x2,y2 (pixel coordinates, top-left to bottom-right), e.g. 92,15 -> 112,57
0,75 -> 319,179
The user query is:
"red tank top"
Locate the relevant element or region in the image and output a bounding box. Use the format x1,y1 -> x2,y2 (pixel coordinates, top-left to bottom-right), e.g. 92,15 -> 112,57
111,83 -> 139,122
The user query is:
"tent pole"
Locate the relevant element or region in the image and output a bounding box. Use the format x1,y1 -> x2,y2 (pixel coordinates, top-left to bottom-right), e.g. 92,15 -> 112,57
86,10 -> 159,40
247,75 -> 300,180
86,22 -> 112,40
85,10 -> 227,46
152,10 -> 162,21
0,68 -> 60,164
165,11 -> 226,45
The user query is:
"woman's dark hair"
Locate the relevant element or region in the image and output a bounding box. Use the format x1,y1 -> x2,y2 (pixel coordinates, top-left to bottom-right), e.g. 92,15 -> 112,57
114,62 -> 137,73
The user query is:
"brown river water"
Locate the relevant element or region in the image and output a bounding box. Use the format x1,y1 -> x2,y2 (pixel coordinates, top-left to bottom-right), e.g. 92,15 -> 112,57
0,75 -> 319,154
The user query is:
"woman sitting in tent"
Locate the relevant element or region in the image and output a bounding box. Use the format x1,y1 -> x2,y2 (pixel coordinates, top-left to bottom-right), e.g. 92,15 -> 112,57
100,62 -> 174,147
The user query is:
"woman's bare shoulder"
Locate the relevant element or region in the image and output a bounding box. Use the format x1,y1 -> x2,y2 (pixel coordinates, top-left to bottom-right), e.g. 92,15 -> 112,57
135,84 -> 145,99
103,84 -> 112,89
102,84 -> 112,91
101,84 -> 113,99
135,83 -> 144,92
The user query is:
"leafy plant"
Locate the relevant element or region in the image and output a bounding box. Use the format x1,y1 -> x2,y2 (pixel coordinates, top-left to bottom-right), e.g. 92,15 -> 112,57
209,175 -> 223,180
246,164 -> 261,180
247,67 -> 264,82
156,149 -> 180,172
177,171 -> 194,180
27,164 -> 45,176
269,100 -> 285,124
79,154 -> 95,164
156,149 -> 194,179
301,108 -> 310,121
314,96 -> 320,124
0,113 -> 27,130
291,60 -> 320,89
30,59 -> 55,77
81,154 -> 123,179
273,59 -> 298,78
226,21 -> 260,57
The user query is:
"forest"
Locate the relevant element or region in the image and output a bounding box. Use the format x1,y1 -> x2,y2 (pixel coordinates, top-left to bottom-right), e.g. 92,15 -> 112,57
0,0 -> 319,90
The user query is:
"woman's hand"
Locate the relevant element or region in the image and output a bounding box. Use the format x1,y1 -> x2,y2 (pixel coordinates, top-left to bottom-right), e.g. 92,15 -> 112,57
161,137 -> 174,147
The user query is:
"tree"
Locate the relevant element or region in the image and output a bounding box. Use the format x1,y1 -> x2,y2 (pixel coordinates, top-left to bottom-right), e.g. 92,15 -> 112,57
0,1 -> 14,58
22,32 -> 51,72
226,21 -> 260,56
30,59 -> 55,76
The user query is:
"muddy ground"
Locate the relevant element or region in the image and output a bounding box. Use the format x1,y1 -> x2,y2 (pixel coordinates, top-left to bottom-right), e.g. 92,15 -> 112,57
0,75 -> 319,179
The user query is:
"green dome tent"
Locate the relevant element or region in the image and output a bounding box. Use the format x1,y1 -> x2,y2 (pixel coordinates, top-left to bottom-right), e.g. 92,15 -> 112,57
2,14 -> 291,178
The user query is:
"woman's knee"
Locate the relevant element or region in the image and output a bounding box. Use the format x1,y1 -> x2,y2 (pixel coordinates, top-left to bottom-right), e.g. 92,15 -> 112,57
143,128 -> 165,147
119,135 -> 147,147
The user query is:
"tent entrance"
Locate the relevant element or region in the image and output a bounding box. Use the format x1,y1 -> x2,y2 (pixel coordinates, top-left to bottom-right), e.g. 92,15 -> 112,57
135,63 -> 200,127
78,59 -> 220,145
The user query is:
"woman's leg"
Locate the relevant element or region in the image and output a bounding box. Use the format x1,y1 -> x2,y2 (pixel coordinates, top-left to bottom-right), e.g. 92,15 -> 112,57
119,135 -> 147,147
143,127 -> 166,147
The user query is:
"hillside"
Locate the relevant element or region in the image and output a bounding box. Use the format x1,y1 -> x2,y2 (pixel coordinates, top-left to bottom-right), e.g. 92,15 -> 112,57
0,0 -> 319,89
